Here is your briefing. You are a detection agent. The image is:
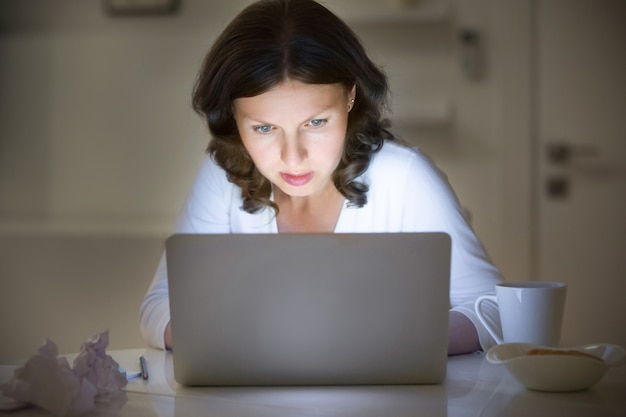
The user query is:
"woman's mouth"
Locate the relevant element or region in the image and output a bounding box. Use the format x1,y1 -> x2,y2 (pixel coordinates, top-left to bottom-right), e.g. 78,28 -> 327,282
280,172 -> 314,186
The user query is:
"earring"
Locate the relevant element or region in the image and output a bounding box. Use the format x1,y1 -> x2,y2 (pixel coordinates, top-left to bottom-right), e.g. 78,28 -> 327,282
348,98 -> 355,111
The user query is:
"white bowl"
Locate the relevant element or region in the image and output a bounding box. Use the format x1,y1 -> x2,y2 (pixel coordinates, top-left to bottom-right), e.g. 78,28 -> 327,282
486,343 -> 625,392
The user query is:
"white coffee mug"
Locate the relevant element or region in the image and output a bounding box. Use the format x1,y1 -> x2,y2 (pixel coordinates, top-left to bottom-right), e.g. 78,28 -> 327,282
474,281 -> 567,346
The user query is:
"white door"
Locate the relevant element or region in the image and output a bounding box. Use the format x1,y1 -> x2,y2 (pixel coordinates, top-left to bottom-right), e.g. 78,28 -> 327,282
536,0 -> 626,347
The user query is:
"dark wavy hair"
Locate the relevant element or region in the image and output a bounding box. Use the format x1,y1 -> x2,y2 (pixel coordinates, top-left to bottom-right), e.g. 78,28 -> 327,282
192,0 -> 396,214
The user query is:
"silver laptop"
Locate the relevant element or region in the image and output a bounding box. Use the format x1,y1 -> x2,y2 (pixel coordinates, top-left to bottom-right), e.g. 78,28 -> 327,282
166,232 -> 451,386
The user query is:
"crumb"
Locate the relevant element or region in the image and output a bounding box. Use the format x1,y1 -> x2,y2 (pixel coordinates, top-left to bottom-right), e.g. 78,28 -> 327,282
526,348 -> 602,361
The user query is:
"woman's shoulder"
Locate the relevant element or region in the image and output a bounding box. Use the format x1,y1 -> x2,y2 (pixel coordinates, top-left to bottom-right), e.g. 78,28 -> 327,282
196,153 -> 235,184
367,140 -> 451,188
369,140 -> 409,166
369,141 -> 434,174
185,153 -> 241,202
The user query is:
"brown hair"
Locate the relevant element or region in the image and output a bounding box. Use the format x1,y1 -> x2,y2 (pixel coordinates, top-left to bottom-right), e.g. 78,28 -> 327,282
192,0 -> 395,214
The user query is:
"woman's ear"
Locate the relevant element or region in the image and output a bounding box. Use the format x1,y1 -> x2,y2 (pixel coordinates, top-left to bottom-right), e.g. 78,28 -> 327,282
347,85 -> 357,112
349,85 -> 356,102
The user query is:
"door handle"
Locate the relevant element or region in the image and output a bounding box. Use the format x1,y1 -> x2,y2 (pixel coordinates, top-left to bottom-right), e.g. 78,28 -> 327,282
545,141 -> 600,199
547,142 -> 599,164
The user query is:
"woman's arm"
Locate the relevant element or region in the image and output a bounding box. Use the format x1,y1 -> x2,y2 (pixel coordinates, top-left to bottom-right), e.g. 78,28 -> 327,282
396,148 -> 503,352
139,254 -> 171,350
139,155 -> 237,350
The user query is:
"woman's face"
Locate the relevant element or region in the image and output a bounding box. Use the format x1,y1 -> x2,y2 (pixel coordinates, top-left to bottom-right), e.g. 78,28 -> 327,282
233,79 -> 355,199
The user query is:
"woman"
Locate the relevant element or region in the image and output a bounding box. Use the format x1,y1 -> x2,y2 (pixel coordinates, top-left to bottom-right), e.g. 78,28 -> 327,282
140,0 -> 503,354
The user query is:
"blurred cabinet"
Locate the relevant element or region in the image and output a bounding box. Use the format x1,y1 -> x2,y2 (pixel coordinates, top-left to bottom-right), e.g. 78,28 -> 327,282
327,0 -> 459,134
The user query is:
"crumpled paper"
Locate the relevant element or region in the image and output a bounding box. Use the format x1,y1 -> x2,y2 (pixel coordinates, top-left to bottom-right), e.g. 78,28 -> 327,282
0,330 -> 127,416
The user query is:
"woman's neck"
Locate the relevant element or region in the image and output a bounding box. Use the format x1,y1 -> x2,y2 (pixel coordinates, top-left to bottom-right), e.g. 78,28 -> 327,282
274,186 -> 345,233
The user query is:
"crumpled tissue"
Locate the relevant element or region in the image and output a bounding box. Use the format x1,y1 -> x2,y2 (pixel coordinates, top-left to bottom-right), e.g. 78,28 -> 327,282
1,330 -> 127,416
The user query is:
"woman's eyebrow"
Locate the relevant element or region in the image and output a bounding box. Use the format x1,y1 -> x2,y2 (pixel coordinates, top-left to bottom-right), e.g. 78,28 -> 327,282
240,106 -> 336,126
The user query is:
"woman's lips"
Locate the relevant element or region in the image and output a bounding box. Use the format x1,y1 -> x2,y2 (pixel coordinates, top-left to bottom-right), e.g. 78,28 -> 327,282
280,172 -> 314,186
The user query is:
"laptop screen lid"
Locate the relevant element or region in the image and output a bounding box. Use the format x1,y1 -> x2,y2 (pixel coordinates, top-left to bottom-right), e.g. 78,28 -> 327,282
166,232 -> 451,386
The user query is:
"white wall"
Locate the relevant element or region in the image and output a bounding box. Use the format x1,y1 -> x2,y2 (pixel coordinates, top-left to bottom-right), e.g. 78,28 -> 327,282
0,0 -> 526,361
0,234 -> 163,362
0,0 -> 253,235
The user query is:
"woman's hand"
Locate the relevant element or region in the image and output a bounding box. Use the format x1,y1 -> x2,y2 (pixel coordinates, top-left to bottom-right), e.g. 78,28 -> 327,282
448,311 -> 481,355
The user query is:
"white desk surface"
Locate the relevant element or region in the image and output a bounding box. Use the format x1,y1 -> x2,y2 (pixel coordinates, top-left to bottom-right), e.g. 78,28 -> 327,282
2,348 -> 625,417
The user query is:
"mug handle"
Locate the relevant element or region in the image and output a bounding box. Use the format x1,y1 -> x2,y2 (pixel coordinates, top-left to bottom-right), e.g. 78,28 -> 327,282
474,295 -> 503,345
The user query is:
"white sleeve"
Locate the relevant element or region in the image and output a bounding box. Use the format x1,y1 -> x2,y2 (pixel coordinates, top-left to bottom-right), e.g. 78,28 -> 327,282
139,155 -> 235,349
401,150 -> 503,351
139,254 -> 170,350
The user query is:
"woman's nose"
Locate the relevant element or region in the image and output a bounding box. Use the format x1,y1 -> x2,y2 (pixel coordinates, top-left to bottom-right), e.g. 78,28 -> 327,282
281,135 -> 307,166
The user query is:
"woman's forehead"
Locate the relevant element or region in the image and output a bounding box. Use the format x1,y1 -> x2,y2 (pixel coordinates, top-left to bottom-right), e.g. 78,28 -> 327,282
233,80 -> 349,119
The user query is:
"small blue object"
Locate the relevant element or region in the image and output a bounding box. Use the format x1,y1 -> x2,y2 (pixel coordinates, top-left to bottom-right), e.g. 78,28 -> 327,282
118,366 -> 141,380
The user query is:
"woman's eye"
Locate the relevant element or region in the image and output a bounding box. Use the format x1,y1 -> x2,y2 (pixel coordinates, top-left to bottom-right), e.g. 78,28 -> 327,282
308,119 -> 328,128
253,125 -> 273,134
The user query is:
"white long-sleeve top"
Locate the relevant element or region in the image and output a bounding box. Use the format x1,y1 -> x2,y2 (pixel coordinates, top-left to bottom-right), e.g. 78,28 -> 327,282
140,141 -> 503,350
